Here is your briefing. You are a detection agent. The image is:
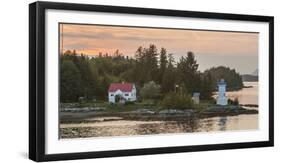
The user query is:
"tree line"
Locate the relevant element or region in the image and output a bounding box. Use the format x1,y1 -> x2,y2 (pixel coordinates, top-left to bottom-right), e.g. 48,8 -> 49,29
60,44 -> 243,103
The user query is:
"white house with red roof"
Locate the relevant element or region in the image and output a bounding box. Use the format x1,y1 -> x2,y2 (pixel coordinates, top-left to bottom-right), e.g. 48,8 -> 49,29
108,83 -> 137,103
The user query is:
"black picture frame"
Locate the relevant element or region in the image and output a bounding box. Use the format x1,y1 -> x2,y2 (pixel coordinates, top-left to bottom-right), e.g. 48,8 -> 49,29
29,1 -> 274,162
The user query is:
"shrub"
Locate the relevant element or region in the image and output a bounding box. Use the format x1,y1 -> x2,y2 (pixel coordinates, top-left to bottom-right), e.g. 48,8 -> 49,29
233,98 -> 239,105
124,101 -> 135,105
228,98 -> 239,105
161,93 -> 193,109
140,81 -> 161,100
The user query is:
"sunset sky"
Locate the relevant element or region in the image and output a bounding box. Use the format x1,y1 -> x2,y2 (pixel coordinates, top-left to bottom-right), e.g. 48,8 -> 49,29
60,23 -> 258,74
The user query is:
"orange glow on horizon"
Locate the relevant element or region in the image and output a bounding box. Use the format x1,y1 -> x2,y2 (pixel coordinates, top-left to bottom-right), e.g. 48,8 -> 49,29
59,23 -> 259,74
60,24 -> 258,57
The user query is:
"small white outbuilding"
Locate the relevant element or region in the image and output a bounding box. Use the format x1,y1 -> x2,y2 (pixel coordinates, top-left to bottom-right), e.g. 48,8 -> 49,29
192,92 -> 200,104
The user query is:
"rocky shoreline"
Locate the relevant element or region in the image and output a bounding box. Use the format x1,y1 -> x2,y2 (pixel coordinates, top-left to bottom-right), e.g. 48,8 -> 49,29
60,106 -> 258,123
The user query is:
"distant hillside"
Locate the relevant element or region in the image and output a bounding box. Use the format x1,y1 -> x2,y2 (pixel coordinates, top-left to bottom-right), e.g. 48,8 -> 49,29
242,74 -> 258,82
252,69 -> 258,76
204,66 -> 243,91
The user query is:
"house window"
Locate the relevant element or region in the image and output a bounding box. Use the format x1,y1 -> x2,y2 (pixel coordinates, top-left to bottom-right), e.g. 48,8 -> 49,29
125,93 -> 129,96
111,94 -> 114,96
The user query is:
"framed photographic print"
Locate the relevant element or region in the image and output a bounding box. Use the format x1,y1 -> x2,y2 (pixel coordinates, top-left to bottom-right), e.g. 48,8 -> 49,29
29,1 -> 274,162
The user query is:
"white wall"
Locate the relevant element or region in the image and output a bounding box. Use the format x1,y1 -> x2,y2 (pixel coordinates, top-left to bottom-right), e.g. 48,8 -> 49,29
0,0 -> 280,162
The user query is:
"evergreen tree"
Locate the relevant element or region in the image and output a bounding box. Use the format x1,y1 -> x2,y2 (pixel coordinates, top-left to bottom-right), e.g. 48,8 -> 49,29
134,46 -> 145,86
168,53 -> 175,65
200,72 -> 213,100
60,60 -> 82,102
158,47 -> 168,84
177,51 -> 200,94
144,44 -> 159,83
162,53 -> 176,93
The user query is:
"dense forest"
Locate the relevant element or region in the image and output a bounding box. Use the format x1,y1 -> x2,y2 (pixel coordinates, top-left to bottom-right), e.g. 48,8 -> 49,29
204,66 -> 244,91
60,44 -> 243,103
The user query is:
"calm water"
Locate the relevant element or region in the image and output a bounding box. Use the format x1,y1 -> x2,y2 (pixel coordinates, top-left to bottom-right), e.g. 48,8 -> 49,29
227,82 -> 258,106
60,82 -> 259,138
203,81 -> 259,132
61,114 -> 258,138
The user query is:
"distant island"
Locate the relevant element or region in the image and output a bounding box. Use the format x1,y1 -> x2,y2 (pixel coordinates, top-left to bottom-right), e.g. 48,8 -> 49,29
242,68 -> 258,82
252,68 -> 258,76
242,74 -> 258,82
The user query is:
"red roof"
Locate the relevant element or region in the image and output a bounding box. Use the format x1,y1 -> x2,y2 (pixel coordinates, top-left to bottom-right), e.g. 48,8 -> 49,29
108,83 -> 134,92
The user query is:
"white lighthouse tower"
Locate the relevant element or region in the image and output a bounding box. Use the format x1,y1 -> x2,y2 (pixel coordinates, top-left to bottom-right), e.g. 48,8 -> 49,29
216,79 -> 228,105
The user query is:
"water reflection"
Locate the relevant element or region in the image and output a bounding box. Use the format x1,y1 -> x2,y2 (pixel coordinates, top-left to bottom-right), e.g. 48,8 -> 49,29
60,114 -> 258,138
195,114 -> 258,132
134,115 -> 257,136
218,117 -> 227,131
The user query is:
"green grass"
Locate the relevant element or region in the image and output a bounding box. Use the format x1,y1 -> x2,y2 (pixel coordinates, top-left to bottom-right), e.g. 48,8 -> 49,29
60,98 -> 223,113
